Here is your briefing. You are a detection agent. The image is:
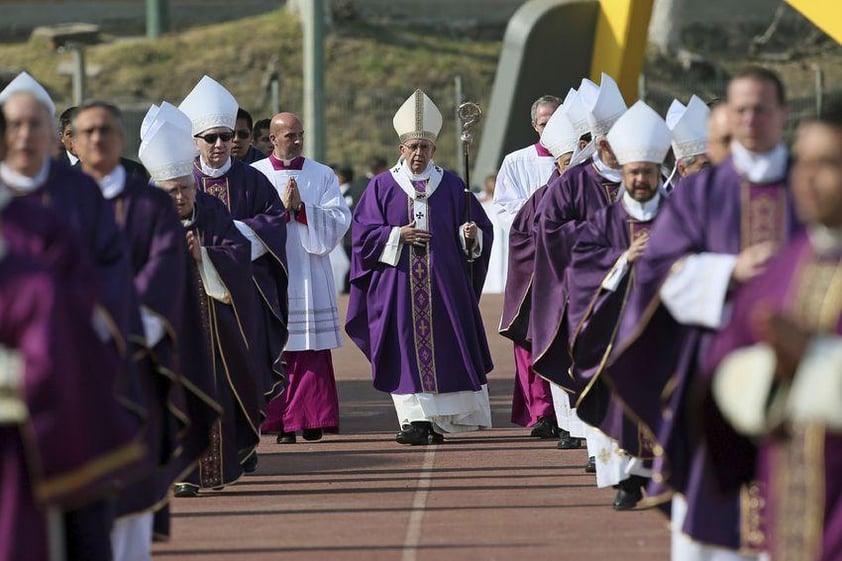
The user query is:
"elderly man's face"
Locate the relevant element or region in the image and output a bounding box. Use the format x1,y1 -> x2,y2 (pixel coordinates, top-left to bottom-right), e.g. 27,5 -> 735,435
2,93 -> 54,177
195,126 -> 233,169
232,117 -> 252,159
160,176 -> 198,219
556,152 -> 572,174
399,139 -> 436,174
727,77 -> 788,153
791,120 -> 842,229
73,106 -> 124,175
622,161 -> 661,202
678,153 -> 711,177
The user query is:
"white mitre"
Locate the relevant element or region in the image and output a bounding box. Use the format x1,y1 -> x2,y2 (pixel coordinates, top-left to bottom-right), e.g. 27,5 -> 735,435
667,95 -> 710,160
139,118 -> 197,183
0,71 -> 56,116
178,75 -> 238,136
393,89 -> 442,144
139,103 -> 160,140
540,103 -> 579,159
583,73 -> 627,137
607,100 -> 671,166
561,88 -> 590,140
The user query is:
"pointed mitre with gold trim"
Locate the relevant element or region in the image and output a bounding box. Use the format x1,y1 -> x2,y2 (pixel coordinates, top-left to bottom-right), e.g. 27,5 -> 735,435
392,89 -> 443,144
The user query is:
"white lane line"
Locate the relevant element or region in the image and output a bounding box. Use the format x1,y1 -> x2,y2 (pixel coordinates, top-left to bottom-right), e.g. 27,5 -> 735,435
400,445 -> 438,561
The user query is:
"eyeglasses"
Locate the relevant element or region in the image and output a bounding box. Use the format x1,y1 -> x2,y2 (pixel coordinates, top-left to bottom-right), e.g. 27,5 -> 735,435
195,132 -> 234,144
234,130 -> 251,140
403,142 -> 433,153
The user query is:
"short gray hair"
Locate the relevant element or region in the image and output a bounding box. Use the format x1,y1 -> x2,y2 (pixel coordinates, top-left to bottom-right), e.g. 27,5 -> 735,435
531,95 -> 562,122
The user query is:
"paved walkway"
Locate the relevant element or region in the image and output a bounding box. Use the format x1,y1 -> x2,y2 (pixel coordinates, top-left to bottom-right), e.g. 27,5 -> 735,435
152,294 -> 669,560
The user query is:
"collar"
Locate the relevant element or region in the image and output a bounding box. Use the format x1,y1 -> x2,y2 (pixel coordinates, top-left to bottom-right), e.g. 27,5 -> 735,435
730,141 -> 788,183
534,142 -> 553,158
96,165 -> 126,200
621,189 -> 661,222
66,150 -> 79,166
339,182 -> 351,194
181,205 -> 197,228
808,225 -> 842,257
592,152 -> 623,183
199,156 -> 232,178
0,157 -> 51,193
401,160 -> 435,182
268,154 -> 305,170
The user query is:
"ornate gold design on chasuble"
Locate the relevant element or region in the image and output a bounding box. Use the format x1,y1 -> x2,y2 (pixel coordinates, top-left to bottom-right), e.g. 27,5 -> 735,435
198,420 -> 224,489
740,182 -> 787,249
602,181 -> 621,203
768,255 -> 842,560
407,196 -> 437,393
740,482 -> 767,551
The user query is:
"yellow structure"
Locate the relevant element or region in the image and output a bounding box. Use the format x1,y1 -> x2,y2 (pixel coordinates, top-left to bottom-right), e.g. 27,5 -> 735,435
784,0 -> 842,45
589,0 -> 654,102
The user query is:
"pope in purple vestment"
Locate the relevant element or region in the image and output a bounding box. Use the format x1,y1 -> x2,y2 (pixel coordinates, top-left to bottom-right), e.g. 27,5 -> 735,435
346,166 -> 494,397
605,156 -> 800,550
193,158 -> 289,402
530,160 -> 621,383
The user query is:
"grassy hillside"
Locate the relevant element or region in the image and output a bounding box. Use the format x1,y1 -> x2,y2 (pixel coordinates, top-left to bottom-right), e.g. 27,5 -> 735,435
0,10 -> 501,173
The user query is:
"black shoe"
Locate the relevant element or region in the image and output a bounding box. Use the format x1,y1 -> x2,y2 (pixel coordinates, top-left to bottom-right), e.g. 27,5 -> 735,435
612,476 -> 647,510
173,483 -> 199,498
557,435 -> 581,450
302,428 -> 323,441
529,417 -> 560,439
276,431 -> 296,444
242,451 -> 258,473
428,430 -> 444,444
584,456 -> 596,473
396,421 -> 434,445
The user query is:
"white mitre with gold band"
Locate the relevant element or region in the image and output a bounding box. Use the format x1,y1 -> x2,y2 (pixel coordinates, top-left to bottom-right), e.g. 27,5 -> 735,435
139,103 -> 160,140
393,89 -> 443,144
139,116 -> 197,183
606,100 -> 671,165
583,73 -> 627,137
0,71 -> 56,117
178,75 -> 238,136
666,95 -> 710,160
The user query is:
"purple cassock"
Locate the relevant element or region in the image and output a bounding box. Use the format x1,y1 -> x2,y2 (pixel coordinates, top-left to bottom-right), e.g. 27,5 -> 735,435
499,169 -> 559,348
705,232 -> 842,561
180,191 -> 263,489
0,198 -> 144,561
345,168 -> 494,395
530,162 -> 621,383
193,158 -> 289,402
566,200 -> 657,452
109,174 -> 220,526
604,157 -> 800,551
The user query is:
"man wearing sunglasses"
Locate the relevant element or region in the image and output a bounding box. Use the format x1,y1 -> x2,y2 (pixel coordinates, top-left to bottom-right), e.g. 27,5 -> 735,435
180,75 -> 290,455
232,108 -> 266,164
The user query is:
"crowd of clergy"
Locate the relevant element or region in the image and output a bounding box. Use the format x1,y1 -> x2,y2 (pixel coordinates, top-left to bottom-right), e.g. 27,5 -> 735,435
1,58 -> 841,561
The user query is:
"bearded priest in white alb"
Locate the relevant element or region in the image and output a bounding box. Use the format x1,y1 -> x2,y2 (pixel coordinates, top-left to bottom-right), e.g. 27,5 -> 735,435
252,112 -> 351,443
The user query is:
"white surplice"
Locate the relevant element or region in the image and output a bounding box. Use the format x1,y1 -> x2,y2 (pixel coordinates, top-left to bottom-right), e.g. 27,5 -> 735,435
479,197 -> 508,293
492,143 -> 556,229
252,157 -> 351,351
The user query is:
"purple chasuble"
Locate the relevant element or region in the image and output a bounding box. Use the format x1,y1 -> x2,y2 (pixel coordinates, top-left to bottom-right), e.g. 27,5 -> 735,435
0,206 -> 145,561
605,157 -> 800,550
706,233 -> 842,560
530,162 -> 621,383
346,167 -> 494,395
499,168 -> 559,348
109,176 -> 220,518
180,192 -> 261,489
566,200 -> 656,454
193,158 -> 289,400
